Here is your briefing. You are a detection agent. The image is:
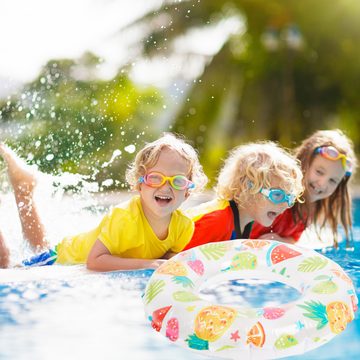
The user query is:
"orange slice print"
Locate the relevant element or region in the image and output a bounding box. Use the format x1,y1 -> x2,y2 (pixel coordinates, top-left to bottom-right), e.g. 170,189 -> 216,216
246,321 -> 266,347
243,240 -> 270,249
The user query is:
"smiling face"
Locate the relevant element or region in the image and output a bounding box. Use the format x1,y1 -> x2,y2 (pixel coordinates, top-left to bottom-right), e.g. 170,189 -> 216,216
305,154 -> 346,203
139,147 -> 190,222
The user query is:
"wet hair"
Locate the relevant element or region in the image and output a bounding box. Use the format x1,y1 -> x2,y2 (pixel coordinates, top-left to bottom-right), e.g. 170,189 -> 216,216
216,141 -> 304,207
293,129 -> 357,247
126,133 -> 208,192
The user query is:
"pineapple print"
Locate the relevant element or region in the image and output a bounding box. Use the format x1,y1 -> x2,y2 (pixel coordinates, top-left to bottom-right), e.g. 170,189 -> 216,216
298,300 -> 353,334
327,301 -> 353,334
156,260 -> 188,276
156,260 -> 195,289
186,305 -> 237,350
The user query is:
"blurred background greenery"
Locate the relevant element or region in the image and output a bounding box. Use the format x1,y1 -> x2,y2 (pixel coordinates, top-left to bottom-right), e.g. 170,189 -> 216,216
1,0 -> 359,188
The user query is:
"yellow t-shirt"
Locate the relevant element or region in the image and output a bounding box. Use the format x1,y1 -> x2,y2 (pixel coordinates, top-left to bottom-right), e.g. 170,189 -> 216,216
56,196 -> 194,264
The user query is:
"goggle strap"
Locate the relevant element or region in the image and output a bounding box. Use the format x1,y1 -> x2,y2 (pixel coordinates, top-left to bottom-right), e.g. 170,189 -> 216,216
188,182 -> 195,189
259,188 -> 270,197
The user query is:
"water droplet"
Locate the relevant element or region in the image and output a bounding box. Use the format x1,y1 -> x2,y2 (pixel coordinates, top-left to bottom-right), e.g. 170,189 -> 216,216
102,179 -> 114,187
124,145 -> 136,154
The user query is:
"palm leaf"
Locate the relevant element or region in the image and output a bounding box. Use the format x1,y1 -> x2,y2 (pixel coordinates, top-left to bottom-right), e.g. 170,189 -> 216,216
172,276 -> 194,288
145,279 -> 165,305
297,257 -> 328,272
200,243 -> 228,260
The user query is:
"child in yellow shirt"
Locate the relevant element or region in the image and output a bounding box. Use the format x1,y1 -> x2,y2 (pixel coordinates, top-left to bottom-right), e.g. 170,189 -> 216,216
0,134 -> 207,271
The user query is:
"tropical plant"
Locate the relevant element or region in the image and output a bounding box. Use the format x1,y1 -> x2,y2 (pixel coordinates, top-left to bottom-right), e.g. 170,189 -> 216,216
129,0 -> 360,179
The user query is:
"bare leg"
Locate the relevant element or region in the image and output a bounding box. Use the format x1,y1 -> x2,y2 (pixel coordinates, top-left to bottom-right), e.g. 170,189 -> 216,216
0,144 -> 48,250
0,230 -> 10,268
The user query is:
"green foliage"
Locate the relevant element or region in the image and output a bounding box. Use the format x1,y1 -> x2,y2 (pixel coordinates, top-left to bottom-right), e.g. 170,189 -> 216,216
0,53 -> 163,188
135,0 -> 360,178
2,1 -> 360,185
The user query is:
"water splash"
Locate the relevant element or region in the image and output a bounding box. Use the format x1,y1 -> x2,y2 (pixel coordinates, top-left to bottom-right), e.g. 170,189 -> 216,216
101,149 -> 122,168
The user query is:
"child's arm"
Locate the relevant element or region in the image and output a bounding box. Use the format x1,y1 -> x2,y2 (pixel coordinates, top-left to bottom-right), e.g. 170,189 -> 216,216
161,250 -> 178,260
257,233 -> 296,244
86,239 -> 167,272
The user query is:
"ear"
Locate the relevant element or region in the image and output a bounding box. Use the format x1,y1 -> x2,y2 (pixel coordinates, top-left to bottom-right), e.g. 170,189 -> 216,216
184,190 -> 191,199
137,182 -> 143,193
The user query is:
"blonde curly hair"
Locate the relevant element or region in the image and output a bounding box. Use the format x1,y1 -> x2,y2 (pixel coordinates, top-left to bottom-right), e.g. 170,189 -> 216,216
126,133 -> 208,192
216,142 -> 304,207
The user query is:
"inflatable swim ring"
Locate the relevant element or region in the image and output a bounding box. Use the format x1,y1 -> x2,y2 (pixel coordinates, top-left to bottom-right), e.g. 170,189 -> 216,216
143,240 -> 357,359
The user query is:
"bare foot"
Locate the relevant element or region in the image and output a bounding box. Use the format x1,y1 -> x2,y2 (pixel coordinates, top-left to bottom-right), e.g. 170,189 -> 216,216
0,143 -> 37,194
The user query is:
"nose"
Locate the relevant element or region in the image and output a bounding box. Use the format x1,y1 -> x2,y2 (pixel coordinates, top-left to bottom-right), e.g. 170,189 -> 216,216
315,177 -> 328,191
159,180 -> 172,191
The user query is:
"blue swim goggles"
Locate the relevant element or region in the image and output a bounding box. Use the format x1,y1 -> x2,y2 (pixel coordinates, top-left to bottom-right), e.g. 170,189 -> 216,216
259,187 -> 296,207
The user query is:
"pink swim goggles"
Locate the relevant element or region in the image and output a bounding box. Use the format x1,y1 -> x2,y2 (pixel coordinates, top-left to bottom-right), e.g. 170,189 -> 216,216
314,146 -> 352,176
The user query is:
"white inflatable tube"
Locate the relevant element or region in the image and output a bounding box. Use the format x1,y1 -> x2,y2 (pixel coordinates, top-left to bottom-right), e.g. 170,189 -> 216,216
143,240 -> 357,359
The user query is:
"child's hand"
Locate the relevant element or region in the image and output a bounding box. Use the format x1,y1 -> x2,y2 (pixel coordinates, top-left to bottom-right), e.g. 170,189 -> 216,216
257,233 -> 295,244
257,233 -> 280,240
149,259 -> 167,269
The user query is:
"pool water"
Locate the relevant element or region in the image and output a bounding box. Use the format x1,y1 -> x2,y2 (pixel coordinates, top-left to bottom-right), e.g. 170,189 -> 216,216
0,195 -> 360,359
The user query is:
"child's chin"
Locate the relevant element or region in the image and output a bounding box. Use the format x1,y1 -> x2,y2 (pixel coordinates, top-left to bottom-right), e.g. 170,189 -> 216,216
259,217 -> 273,227
153,205 -> 173,217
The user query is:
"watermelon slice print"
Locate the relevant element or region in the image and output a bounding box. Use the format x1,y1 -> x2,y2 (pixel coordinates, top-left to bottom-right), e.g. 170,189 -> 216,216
151,305 -> 172,331
266,243 -> 301,266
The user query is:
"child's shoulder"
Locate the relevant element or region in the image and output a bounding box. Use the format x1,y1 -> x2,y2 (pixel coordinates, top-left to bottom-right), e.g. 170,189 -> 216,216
171,207 -> 193,225
107,196 -> 142,221
185,198 -> 230,220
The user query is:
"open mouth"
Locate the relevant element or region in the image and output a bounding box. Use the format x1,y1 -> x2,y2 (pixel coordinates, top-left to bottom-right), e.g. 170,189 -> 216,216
309,183 -> 322,194
154,194 -> 173,206
267,211 -> 278,221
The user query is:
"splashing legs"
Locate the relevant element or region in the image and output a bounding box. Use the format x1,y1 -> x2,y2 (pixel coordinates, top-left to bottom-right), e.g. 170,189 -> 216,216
0,143 -> 48,251
0,230 -> 10,268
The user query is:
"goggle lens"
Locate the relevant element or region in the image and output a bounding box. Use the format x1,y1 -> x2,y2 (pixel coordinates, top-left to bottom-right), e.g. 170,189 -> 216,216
260,188 -> 296,207
139,172 -> 194,190
315,146 -> 352,176
172,175 -> 189,189
146,173 -> 164,186
269,190 -> 285,202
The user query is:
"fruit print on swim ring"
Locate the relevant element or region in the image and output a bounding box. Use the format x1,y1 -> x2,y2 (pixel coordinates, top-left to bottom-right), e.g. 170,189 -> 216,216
143,240 -> 357,359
